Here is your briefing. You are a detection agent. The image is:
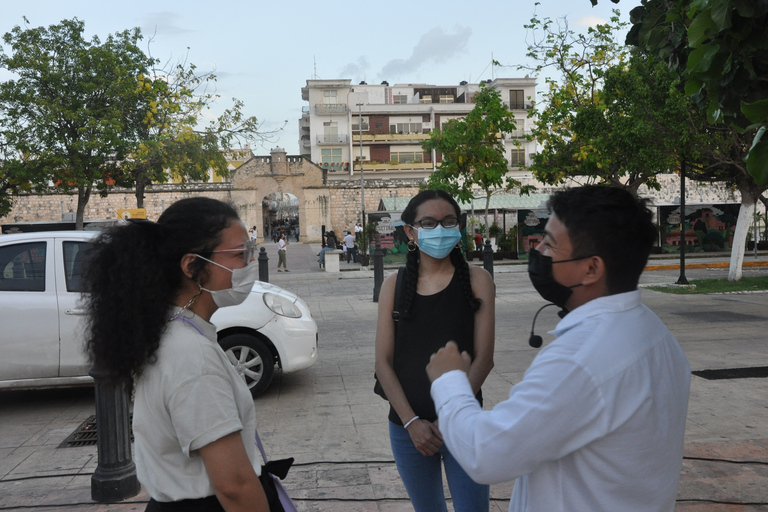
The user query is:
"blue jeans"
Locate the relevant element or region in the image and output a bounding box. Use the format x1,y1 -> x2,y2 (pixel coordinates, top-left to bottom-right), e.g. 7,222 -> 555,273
389,421 -> 489,512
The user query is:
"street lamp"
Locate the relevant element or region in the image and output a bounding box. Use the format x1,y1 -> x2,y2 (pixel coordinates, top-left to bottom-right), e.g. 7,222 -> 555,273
357,103 -> 367,262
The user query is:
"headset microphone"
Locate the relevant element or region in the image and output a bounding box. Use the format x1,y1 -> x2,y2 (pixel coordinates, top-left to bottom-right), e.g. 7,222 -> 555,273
528,304 -> 566,348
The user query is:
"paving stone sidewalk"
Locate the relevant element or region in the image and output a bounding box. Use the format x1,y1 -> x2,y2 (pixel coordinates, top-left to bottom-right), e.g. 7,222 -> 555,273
1,243 -> 767,511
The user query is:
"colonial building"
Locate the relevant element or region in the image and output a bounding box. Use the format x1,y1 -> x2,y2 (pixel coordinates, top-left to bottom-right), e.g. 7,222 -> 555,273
299,78 -> 537,181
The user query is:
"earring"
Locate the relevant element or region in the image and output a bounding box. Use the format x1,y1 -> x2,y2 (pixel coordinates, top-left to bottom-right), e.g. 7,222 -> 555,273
407,239 -> 418,252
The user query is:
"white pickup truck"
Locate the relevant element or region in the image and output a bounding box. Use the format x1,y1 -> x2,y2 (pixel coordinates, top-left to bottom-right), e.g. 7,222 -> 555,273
0,231 -> 318,396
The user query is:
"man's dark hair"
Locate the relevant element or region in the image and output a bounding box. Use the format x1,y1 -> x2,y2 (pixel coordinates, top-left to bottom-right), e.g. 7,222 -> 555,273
547,185 -> 657,294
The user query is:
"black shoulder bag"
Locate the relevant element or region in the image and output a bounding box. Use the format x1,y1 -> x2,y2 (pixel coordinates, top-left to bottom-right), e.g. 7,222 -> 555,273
373,266 -> 406,400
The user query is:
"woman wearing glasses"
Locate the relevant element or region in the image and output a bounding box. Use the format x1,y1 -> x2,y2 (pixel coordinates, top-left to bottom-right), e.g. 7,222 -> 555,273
374,189 -> 495,512
83,197 -> 268,512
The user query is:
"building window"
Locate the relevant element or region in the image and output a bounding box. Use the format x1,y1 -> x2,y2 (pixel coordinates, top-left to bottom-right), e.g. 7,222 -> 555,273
509,148 -> 525,166
390,122 -> 422,134
419,95 -> 432,104
323,89 -> 338,104
393,94 -> 408,104
391,152 -> 424,164
321,148 -> 343,164
509,90 -> 525,110
439,95 -> 454,104
351,121 -> 369,131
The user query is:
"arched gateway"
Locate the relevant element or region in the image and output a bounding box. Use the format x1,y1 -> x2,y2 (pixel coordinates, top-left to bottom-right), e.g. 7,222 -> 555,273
229,148 -> 330,243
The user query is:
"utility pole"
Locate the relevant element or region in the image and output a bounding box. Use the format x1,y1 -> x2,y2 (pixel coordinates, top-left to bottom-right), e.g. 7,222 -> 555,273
677,159 -> 689,285
357,103 -> 367,262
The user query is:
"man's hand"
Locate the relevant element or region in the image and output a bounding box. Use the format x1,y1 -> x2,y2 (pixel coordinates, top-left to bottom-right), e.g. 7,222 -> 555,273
427,341 -> 472,382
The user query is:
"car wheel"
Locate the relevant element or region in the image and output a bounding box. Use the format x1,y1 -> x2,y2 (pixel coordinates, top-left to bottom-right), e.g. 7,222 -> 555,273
219,334 -> 275,398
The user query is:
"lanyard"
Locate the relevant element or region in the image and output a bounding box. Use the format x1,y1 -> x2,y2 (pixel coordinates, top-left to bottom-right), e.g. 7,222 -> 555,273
171,314 -> 205,336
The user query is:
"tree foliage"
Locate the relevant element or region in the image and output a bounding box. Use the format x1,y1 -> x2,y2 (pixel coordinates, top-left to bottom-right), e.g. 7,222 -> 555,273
0,18 -> 151,227
523,11 -> 696,195
421,84 -> 528,226
121,57 -> 282,208
0,18 -> 282,222
592,0 -> 768,184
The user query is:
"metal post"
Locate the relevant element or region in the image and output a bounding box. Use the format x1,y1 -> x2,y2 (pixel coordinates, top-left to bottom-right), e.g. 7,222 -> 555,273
483,239 -> 494,281
754,199 -> 759,258
89,366 -> 140,503
677,159 -> 689,285
258,246 -> 269,283
373,243 -> 384,302
357,103 -> 367,263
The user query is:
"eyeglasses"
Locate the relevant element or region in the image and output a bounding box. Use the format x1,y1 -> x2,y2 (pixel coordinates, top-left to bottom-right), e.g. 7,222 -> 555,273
411,217 -> 459,230
211,240 -> 257,264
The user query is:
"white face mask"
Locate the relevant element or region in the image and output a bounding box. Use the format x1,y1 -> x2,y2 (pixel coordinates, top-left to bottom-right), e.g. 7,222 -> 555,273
195,255 -> 259,308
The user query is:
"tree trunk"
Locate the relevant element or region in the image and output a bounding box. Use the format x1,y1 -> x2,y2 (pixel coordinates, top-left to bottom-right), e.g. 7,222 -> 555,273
728,197 -> 754,281
135,172 -> 146,209
75,185 -> 92,231
484,193 -> 491,232
729,178 -> 768,281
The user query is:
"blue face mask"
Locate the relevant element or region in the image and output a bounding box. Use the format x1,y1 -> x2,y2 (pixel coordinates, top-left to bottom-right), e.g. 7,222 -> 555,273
416,225 -> 462,259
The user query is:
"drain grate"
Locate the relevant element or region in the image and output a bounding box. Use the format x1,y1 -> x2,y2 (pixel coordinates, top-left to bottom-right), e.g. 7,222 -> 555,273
692,366 -> 768,380
59,414 -> 134,448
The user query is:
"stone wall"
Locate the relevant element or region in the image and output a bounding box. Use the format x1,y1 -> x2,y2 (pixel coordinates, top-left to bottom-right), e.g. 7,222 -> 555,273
0,164 -> 745,242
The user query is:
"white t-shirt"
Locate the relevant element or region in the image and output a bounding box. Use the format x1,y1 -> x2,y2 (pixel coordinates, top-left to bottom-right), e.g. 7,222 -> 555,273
278,238 -> 286,251
133,308 -> 260,502
343,233 -> 355,248
431,290 -> 691,512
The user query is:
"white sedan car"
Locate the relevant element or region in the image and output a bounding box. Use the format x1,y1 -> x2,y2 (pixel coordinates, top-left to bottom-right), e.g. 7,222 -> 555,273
0,230 -> 317,397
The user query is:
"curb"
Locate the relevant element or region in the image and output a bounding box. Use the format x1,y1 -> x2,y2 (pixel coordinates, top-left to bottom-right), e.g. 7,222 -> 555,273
645,260 -> 768,271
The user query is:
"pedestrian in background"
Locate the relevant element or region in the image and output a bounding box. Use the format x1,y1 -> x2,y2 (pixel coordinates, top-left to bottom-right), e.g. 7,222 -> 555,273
82,197 -> 268,512
374,189 -> 495,512
343,230 -> 356,263
277,232 -> 289,272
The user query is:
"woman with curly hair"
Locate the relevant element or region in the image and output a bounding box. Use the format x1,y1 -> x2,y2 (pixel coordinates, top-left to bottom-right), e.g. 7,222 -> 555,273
83,197 -> 268,512
374,189 -> 495,511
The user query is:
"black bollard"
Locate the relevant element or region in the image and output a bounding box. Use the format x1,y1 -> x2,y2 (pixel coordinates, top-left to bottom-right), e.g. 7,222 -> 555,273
373,243 -> 384,302
258,246 -> 269,283
89,366 -> 140,503
483,239 -> 495,281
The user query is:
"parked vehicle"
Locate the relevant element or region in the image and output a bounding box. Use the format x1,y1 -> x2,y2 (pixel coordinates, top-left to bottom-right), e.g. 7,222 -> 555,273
0,231 -> 318,397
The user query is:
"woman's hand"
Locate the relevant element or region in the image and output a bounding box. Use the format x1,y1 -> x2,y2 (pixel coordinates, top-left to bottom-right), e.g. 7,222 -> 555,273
406,419 -> 443,456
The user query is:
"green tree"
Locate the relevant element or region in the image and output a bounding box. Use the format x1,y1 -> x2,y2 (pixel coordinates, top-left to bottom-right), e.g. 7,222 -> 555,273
524,12 -> 706,195
421,84 -> 529,228
591,0 -> 768,184
0,18 -> 152,228
122,59 -> 282,208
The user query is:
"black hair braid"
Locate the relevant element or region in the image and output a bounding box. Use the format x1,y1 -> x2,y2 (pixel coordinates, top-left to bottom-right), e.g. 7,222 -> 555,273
450,246 -> 481,312
401,246 -> 420,319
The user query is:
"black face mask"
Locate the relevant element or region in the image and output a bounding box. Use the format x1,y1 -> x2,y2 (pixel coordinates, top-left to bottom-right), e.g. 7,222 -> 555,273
528,249 -> 591,310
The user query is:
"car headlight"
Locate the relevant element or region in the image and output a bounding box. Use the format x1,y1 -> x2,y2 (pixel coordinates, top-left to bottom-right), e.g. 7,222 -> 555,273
263,292 -> 303,318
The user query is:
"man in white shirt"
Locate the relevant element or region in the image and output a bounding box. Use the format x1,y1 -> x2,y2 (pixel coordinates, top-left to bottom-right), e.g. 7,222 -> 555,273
427,185 -> 691,512
343,230 -> 356,263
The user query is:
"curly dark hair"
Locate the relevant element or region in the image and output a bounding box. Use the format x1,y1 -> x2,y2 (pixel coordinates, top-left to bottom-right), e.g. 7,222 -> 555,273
400,189 -> 480,317
83,197 -> 241,384
547,185 -> 657,294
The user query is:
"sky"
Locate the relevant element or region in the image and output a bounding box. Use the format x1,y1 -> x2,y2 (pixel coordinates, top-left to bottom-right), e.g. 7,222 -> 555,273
0,0 -> 630,155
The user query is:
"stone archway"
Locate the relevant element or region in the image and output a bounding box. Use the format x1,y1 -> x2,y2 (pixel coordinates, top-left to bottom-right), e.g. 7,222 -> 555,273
228,147 -> 331,242
262,192 -> 299,242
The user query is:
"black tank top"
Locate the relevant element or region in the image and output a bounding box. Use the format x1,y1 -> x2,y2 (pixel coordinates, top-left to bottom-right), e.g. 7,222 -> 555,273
389,268 -> 482,425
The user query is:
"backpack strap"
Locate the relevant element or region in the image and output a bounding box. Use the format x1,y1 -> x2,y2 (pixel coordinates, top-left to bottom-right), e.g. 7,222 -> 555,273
391,266 -> 406,332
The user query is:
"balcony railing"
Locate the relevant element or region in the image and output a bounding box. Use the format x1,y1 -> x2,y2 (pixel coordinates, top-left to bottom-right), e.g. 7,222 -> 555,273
317,134 -> 349,144
354,161 -> 434,171
319,162 -> 349,172
314,104 -> 348,115
353,133 -> 430,142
